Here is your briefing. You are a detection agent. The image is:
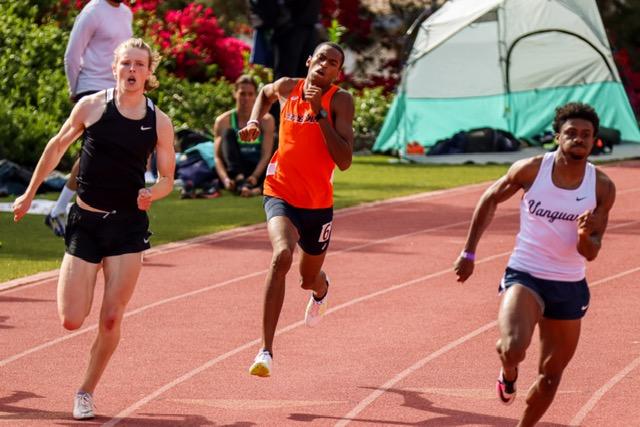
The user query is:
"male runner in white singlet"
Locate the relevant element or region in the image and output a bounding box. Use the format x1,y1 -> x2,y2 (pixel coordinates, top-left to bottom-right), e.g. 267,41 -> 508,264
454,102 -> 616,427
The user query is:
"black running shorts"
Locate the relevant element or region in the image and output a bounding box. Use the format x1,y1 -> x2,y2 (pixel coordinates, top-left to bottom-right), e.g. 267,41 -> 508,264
263,196 -> 333,256
65,204 -> 151,264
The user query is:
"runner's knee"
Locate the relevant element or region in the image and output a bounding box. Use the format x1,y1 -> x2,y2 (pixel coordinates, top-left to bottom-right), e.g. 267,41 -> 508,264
100,307 -> 125,332
60,315 -> 84,331
271,248 -> 293,275
537,371 -> 563,392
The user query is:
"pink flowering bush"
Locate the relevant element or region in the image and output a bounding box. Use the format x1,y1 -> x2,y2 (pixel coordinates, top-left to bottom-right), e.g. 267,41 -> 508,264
55,0 -> 249,82
151,3 -> 249,81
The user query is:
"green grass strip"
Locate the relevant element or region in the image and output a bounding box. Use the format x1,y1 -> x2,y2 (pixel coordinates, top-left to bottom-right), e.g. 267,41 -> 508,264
0,156 -> 507,282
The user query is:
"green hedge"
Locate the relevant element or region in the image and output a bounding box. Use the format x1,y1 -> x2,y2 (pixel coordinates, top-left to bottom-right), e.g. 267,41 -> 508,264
0,3 -> 235,168
350,86 -> 393,151
151,71 -> 234,135
0,1 -> 74,167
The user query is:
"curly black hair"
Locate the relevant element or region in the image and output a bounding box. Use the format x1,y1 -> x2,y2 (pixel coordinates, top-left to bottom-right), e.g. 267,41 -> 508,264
552,102 -> 599,135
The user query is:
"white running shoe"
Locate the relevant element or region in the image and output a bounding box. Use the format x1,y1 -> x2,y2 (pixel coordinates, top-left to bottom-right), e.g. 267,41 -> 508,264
44,212 -> 66,238
73,391 -> 95,420
249,350 -> 272,377
305,277 -> 329,327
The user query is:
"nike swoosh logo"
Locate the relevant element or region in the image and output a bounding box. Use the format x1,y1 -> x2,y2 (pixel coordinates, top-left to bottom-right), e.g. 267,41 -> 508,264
143,238 -> 150,244
581,305 -> 589,311
576,197 -> 587,201
140,126 -> 152,131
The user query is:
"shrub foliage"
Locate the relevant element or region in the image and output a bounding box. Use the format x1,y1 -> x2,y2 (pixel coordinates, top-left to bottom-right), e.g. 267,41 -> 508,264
1,1 -> 394,168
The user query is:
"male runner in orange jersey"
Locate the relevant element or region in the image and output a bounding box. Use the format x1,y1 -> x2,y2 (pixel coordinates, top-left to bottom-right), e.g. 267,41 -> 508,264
238,42 -> 354,377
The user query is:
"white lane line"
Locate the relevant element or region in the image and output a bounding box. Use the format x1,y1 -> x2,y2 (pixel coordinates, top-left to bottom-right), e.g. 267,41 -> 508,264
567,265 -> 640,426
4,177 -> 638,294
3,216 -> 638,368
335,321 -> 498,427
569,355 -> 640,426
0,183 -> 490,294
334,264 -> 640,426
103,250 -> 512,426
0,213 -> 484,367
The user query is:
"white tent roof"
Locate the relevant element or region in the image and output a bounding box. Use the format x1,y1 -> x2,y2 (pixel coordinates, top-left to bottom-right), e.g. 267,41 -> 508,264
405,0 -> 619,98
374,0 -> 640,151
410,0 -> 502,63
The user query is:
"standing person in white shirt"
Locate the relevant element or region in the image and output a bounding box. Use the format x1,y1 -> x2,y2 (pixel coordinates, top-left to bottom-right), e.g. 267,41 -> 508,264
453,102 -> 616,427
45,0 -> 133,237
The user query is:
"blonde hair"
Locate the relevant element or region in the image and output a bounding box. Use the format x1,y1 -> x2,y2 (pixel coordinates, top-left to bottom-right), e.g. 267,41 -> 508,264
114,38 -> 161,91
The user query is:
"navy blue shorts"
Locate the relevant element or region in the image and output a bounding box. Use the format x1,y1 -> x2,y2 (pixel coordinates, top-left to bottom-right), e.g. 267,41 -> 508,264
65,204 -> 151,264
499,267 -> 590,320
264,196 -> 333,255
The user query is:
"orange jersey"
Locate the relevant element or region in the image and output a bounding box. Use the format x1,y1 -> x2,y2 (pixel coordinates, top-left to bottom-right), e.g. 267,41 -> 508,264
263,79 -> 340,209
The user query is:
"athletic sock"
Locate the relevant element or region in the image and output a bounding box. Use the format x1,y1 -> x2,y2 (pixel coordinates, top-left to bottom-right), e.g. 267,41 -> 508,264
51,186 -> 75,217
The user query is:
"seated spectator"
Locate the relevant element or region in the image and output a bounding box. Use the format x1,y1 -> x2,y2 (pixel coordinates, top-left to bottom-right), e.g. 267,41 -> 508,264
213,75 -> 275,197
174,129 -> 219,199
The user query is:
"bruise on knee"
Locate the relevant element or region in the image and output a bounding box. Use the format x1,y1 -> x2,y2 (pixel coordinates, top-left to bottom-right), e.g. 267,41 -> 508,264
101,308 -> 125,333
103,316 -> 118,332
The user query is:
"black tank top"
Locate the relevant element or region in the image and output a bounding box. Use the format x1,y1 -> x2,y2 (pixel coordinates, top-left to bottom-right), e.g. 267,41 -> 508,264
77,88 -> 157,212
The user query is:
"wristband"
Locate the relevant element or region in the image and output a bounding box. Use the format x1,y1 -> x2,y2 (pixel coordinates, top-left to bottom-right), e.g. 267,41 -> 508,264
461,251 -> 475,261
247,119 -> 260,127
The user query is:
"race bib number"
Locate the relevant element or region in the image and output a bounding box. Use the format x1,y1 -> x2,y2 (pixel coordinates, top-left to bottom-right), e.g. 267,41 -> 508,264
318,221 -> 333,243
266,162 -> 277,176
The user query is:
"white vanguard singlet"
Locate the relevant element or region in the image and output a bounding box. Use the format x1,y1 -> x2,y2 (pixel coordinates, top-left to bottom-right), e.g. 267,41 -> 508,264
507,152 -> 597,281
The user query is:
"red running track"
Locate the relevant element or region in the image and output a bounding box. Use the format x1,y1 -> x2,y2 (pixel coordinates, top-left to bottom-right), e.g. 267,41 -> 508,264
1,162 -> 639,426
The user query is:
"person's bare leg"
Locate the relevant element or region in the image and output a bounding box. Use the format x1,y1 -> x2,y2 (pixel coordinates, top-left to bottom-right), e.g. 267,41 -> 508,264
78,252 -> 143,393
261,216 -> 298,354
496,285 -> 542,382
518,318 -> 581,427
57,254 -> 101,330
299,251 -> 328,299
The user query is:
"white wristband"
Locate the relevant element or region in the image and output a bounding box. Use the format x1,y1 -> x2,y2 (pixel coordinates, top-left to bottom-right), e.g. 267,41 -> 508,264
247,119 -> 260,127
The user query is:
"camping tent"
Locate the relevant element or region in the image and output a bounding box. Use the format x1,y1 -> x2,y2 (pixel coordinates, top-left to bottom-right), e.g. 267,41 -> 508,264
373,0 -> 640,153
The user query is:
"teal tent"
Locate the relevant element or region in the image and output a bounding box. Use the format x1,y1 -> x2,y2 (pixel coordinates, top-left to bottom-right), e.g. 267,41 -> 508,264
374,0 -> 640,153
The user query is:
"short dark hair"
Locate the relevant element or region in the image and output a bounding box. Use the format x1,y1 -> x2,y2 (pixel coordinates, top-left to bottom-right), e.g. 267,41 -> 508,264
552,102 -> 599,135
313,42 -> 345,67
234,74 -> 258,91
